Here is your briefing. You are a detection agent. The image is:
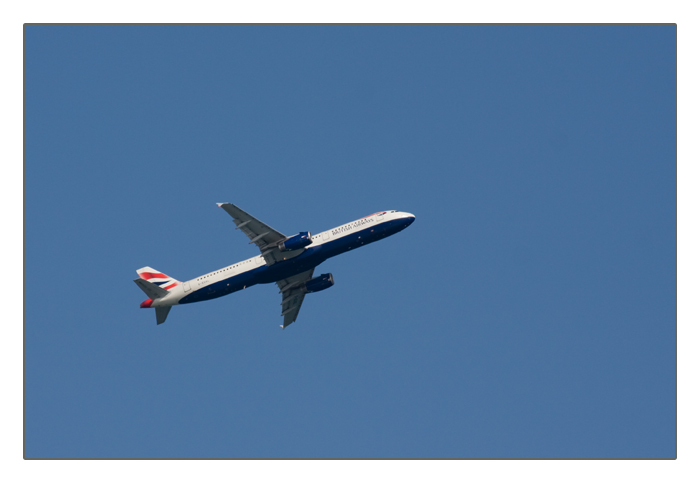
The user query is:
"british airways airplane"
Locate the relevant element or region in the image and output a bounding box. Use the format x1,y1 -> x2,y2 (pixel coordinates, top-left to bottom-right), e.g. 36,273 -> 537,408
134,203 -> 415,328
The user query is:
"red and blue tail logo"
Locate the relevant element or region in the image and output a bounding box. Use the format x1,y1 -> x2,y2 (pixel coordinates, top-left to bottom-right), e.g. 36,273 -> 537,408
136,267 -> 180,291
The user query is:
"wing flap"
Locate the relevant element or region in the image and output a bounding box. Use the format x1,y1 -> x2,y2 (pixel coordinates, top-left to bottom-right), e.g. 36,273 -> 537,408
218,202 -> 308,266
277,269 -> 314,328
218,202 -> 286,249
281,289 -> 306,328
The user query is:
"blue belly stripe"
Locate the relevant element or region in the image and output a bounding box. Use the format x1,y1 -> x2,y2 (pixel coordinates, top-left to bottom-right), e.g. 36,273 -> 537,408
177,217 -> 413,305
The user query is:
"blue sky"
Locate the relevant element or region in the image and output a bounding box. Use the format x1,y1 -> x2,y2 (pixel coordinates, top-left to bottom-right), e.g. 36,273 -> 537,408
24,25 -> 675,458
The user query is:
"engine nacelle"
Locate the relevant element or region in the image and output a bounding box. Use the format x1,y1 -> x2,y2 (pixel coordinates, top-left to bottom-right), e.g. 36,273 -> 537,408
305,273 -> 334,293
279,231 -> 313,251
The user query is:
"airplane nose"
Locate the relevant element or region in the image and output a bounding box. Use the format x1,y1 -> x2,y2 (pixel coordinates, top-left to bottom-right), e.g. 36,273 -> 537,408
405,213 -> 415,226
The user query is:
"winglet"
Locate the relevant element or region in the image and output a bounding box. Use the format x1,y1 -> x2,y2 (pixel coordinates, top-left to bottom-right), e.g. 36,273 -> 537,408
216,203 -> 224,207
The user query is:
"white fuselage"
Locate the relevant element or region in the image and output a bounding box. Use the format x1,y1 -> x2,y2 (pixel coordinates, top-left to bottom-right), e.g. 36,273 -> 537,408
149,210 -> 415,307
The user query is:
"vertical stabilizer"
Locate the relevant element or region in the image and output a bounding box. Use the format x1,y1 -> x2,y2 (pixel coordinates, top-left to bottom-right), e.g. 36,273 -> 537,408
136,267 -> 180,291
135,267 -> 178,325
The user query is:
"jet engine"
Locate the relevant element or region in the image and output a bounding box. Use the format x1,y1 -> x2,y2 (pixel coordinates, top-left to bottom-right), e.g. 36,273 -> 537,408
305,273 -> 334,293
279,231 -> 313,251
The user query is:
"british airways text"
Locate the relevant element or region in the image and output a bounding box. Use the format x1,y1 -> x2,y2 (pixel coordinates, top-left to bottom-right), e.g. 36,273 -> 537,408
332,217 -> 375,236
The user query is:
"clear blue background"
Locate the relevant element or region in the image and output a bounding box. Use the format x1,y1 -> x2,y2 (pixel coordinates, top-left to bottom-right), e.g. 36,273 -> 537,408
24,25 -> 675,458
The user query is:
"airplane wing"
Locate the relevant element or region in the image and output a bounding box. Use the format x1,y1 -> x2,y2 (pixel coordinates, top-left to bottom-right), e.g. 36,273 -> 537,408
217,202 -> 300,265
276,269 -> 314,328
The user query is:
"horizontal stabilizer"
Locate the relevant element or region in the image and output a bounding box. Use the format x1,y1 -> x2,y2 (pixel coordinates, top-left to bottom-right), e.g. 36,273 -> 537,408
134,278 -> 169,300
156,306 -> 171,325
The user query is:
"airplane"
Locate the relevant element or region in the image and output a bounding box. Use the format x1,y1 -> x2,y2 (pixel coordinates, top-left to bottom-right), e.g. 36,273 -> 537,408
134,203 -> 416,328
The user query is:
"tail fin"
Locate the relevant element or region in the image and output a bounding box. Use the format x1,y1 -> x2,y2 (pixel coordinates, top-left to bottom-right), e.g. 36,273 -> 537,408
134,266 -> 180,300
136,267 -> 180,290
134,267 -> 179,325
